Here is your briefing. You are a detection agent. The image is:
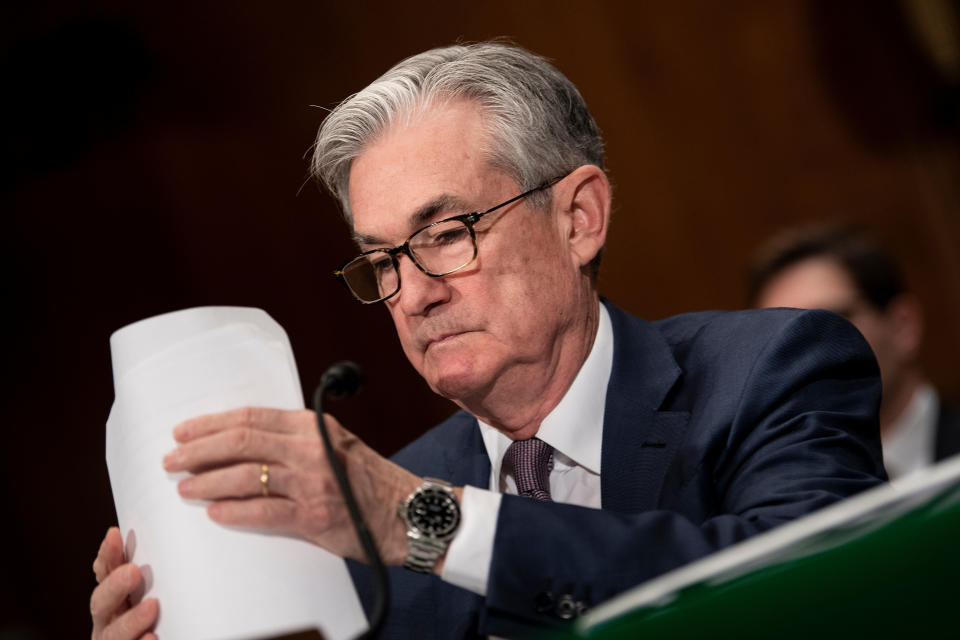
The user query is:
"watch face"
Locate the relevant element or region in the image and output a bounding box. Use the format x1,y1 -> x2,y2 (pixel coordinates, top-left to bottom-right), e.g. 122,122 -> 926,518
409,487 -> 460,537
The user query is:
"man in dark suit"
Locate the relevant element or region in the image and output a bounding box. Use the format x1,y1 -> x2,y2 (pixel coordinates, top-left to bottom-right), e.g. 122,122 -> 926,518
354,300 -> 884,638
91,43 -> 885,639
750,222 -> 960,480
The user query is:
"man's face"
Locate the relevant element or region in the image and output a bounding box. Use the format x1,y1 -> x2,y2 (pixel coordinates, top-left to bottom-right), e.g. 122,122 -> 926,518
347,101 -> 584,405
755,256 -> 901,385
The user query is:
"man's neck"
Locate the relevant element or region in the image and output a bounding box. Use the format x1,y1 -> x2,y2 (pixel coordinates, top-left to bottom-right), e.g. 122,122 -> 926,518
458,297 -> 601,440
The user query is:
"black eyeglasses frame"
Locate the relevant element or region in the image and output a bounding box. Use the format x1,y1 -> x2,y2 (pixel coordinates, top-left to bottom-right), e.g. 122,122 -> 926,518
333,174 -> 567,304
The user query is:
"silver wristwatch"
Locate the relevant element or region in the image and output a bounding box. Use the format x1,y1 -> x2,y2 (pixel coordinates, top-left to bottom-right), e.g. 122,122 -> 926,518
397,477 -> 461,573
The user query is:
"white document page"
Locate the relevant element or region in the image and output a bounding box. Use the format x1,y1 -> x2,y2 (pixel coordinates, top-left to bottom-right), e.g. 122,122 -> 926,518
105,306 -> 367,640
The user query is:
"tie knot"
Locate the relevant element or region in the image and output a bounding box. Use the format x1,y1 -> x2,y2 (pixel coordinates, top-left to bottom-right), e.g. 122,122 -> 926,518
505,437 -> 554,501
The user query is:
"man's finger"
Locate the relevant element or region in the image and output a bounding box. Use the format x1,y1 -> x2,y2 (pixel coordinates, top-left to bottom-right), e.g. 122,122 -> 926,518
93,527 -> 125,584
90,563 -> 139,630
207,496 -> 299,530
164,427 -> 290,473
178,462 -> 291,500
100,597 -> 158,640
173,407 -> 314,443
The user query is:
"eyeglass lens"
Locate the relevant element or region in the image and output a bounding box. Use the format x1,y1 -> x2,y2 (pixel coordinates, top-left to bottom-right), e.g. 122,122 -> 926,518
341,253 -> 397,302
343,218 -> 478,302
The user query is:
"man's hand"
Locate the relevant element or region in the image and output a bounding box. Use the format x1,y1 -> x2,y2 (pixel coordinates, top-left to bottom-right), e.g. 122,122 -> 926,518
163,407 -> 421,565
90,527 -> 158,640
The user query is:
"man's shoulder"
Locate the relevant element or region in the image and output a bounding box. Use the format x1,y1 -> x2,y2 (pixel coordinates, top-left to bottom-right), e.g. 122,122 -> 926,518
605,302 -> 875,390
611,302 -> 860,356
651,306 -> 840,344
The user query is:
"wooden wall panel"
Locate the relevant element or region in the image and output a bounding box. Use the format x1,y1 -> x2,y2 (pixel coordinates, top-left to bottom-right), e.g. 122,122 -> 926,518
4,1 -> 958,635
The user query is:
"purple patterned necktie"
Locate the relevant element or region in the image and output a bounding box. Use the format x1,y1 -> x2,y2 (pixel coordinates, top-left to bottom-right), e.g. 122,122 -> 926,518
504,437 -> 554,501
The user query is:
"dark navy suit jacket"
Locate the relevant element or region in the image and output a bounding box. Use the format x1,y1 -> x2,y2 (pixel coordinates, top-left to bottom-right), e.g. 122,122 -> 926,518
349,301 -> 887,638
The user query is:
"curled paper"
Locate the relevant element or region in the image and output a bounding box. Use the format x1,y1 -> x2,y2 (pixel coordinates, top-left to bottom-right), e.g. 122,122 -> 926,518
106,307 -> 367,640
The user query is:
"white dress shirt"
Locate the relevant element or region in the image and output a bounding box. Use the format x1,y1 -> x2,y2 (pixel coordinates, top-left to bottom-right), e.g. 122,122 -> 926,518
441,304 -> 614,596
883,383 -> 939,481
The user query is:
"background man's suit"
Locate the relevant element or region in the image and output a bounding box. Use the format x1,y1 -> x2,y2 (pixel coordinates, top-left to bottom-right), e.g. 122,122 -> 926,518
935,402 -> 960,461
350,301 -> 887,638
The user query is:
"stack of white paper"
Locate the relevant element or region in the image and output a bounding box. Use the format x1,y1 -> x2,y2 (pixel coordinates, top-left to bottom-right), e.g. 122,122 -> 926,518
106,307 -> 367,640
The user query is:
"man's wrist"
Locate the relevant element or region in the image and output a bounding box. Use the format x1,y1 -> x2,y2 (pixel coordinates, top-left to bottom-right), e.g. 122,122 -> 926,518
382,476 -> 423,566
396,479 -> 462,573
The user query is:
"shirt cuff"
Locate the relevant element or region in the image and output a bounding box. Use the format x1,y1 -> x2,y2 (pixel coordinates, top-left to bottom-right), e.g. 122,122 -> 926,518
440,485 -> 501,596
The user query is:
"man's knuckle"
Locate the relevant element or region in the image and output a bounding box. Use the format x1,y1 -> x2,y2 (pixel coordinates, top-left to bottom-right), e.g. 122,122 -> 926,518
295,439 -> 319,466
314,504 -> 331,524
239,406 -> 262,428
294,409 -> 316,432
257,499 -> 277,520
231,428 -> 254,456
319,474 -> 338,494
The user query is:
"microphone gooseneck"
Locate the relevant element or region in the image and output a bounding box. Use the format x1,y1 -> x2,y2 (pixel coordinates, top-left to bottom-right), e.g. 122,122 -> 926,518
313,361 -> 388,640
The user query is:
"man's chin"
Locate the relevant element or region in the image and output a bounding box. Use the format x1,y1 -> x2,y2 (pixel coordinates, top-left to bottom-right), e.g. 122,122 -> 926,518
425,362 -> 490,402
429,372 -> 483,401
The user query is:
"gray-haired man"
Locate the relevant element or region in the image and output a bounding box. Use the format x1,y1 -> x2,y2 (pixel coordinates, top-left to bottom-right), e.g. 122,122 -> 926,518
91,42 -> 885,639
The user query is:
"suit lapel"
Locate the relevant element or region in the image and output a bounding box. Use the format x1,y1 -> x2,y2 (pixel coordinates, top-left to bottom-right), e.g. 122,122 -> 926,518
601,301 -> 690,513
439,414 -> 492,489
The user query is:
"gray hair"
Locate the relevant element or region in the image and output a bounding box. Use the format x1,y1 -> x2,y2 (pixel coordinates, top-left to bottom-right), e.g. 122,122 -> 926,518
310,41 -> 605,224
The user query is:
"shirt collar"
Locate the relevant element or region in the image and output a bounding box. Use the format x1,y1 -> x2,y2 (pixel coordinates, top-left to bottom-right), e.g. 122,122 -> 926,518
478,302 -> 614,481
883,383 -> 939,479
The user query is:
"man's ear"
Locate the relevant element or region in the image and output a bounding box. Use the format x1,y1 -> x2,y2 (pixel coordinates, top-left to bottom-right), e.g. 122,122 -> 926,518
555,165 -> 611,269
886,293 -> 924,361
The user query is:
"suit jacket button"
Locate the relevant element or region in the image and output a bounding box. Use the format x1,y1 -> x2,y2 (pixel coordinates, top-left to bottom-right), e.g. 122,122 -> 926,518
535,591 -> 555,614
555,594 -> 579,620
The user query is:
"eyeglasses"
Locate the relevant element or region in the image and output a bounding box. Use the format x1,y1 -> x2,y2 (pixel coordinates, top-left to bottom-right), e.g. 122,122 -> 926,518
334,175 -> 566,304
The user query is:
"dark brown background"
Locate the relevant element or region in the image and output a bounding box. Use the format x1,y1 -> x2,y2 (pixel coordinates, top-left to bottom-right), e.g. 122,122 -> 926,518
4,1 -> 960,637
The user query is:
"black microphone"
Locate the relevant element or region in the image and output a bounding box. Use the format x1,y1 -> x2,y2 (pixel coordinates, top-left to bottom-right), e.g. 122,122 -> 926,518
317,360 -> 363,401
312,362 -> 388,639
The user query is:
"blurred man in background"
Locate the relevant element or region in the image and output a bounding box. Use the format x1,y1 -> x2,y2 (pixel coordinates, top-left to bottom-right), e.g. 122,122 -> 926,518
750,222 -> 960,480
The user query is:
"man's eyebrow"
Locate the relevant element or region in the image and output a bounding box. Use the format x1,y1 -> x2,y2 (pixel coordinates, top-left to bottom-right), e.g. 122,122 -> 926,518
352,193 -> 474,247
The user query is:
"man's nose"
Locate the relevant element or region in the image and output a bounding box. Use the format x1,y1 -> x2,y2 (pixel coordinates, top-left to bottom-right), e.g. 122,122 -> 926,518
394,254 -> 451,315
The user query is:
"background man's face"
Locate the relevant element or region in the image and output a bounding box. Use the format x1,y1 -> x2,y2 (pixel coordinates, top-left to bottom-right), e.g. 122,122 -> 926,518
346,100 -> 583,406
755,256 -> 903,390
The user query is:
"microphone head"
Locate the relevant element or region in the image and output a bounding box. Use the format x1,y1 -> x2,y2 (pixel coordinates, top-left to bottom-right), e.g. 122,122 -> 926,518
320,361 -> 363,399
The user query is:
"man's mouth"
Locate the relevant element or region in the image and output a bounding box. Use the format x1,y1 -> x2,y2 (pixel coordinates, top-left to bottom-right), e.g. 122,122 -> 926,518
425,331 -> 472,351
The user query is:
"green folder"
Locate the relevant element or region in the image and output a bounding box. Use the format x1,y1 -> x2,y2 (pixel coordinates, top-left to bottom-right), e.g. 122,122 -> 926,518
564,455 -> 960,639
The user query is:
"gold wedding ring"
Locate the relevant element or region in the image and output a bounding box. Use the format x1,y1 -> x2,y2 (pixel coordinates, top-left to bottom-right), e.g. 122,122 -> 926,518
260,463 -> 270,497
